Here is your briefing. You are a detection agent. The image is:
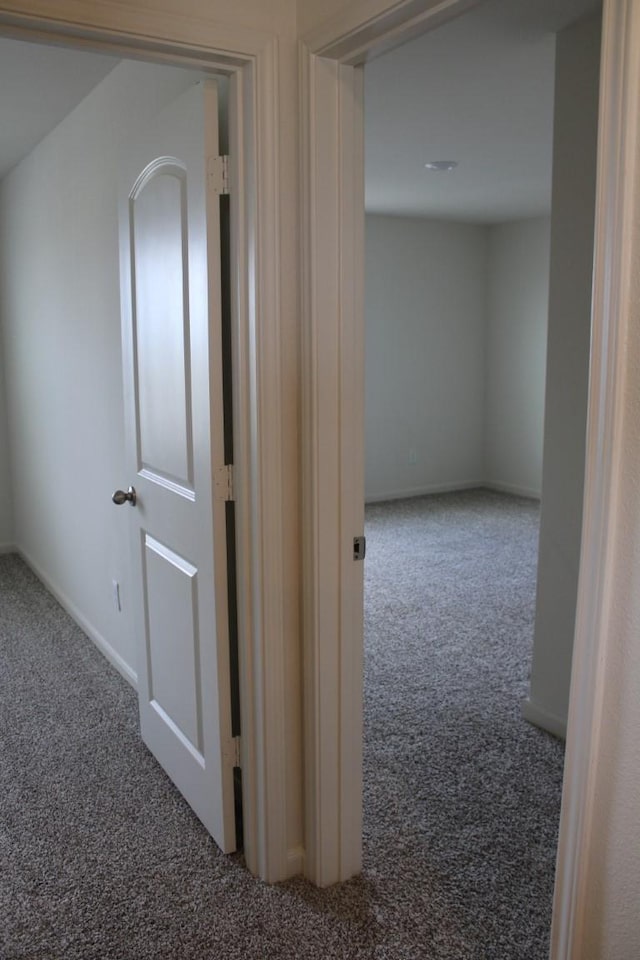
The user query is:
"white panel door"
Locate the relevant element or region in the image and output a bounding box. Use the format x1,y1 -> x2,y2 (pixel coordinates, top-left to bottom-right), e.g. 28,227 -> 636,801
118,80 -> 236,852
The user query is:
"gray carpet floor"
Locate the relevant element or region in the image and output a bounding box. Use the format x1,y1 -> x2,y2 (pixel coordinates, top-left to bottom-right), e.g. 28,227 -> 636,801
0,489 -> 564,959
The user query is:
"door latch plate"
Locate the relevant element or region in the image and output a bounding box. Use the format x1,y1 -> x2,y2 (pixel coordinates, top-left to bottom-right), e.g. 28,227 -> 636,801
353,536 -> 366,561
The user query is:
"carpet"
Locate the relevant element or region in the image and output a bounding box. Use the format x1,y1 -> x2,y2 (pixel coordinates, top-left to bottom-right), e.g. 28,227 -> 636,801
0,489 -> 564,959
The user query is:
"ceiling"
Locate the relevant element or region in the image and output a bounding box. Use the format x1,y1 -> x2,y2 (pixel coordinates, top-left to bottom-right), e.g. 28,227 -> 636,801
364,0 -> 600,223
0,38 -> 119,180
0,2 -> 599,214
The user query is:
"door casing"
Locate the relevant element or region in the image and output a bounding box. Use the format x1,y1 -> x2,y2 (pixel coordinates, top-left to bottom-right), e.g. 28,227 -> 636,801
300,4 -> 640,960
0,2 -> 297,884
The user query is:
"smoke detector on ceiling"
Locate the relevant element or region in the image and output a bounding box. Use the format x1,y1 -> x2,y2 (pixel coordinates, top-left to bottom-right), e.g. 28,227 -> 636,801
424,160 -> 458,171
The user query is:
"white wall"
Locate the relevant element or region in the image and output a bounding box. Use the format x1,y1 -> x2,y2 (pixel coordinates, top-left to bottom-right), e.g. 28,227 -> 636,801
485,218 -> 551,498
0,340 -> 13,548
297,0 -> 459,37
364,214 -> 550,502
0,60 -> 203,678
364,215 -> 487,501
524,13 -> 601,737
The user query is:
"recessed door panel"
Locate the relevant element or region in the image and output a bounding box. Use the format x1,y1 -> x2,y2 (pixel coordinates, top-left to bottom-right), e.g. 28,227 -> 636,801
144,535 -> 202,757
132,169 -> 193,488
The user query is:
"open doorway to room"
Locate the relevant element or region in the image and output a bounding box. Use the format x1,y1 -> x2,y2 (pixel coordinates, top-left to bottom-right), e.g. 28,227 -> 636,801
0,34 -> 252,952
361,0 -> 600,953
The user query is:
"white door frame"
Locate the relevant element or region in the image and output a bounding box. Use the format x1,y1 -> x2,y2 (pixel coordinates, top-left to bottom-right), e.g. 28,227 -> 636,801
300,2 -> 639,954
0,2 -> 293,884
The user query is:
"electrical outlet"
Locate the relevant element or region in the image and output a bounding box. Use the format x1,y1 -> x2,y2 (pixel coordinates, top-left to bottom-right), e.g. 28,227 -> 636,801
408,447 -> 418,465
112,580 -> 122,613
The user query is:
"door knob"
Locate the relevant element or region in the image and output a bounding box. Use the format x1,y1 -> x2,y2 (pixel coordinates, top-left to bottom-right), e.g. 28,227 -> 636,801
112,485 -> 137,506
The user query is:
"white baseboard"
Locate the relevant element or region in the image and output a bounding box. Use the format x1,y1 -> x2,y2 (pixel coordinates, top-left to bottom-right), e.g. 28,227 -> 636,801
483,481 -> 541,500
365,480 -> 483,504
287,845 -> 305,878
365,480 -> 542,504
16,547 -> 138,691
0,542 -> 17,554
521,697 -> 567,740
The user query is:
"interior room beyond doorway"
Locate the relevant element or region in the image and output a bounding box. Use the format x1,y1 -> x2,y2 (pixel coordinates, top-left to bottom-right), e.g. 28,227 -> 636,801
361,0 -> 601,953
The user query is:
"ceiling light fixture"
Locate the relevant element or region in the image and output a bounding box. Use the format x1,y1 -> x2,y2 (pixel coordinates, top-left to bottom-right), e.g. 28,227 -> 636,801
424,160 -> 458,171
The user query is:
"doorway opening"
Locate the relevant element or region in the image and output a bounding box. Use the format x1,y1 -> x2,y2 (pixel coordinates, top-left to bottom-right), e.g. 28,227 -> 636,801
0,36 -> 243,854
361,0 -> 601,951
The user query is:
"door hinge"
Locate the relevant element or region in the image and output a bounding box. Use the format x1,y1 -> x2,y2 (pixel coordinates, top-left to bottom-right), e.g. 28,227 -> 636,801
208,154 -> 230,196
233,736 -> 241,768
353,535 -> 366,561
215,463 -> 234,501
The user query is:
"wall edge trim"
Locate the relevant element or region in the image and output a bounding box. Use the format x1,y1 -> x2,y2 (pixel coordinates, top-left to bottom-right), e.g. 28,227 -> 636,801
483,481 -> 541,500
16,546 -> 138,689
365,481 -> 542,504
365,480 -> 482,503
521,698 -> 567,740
